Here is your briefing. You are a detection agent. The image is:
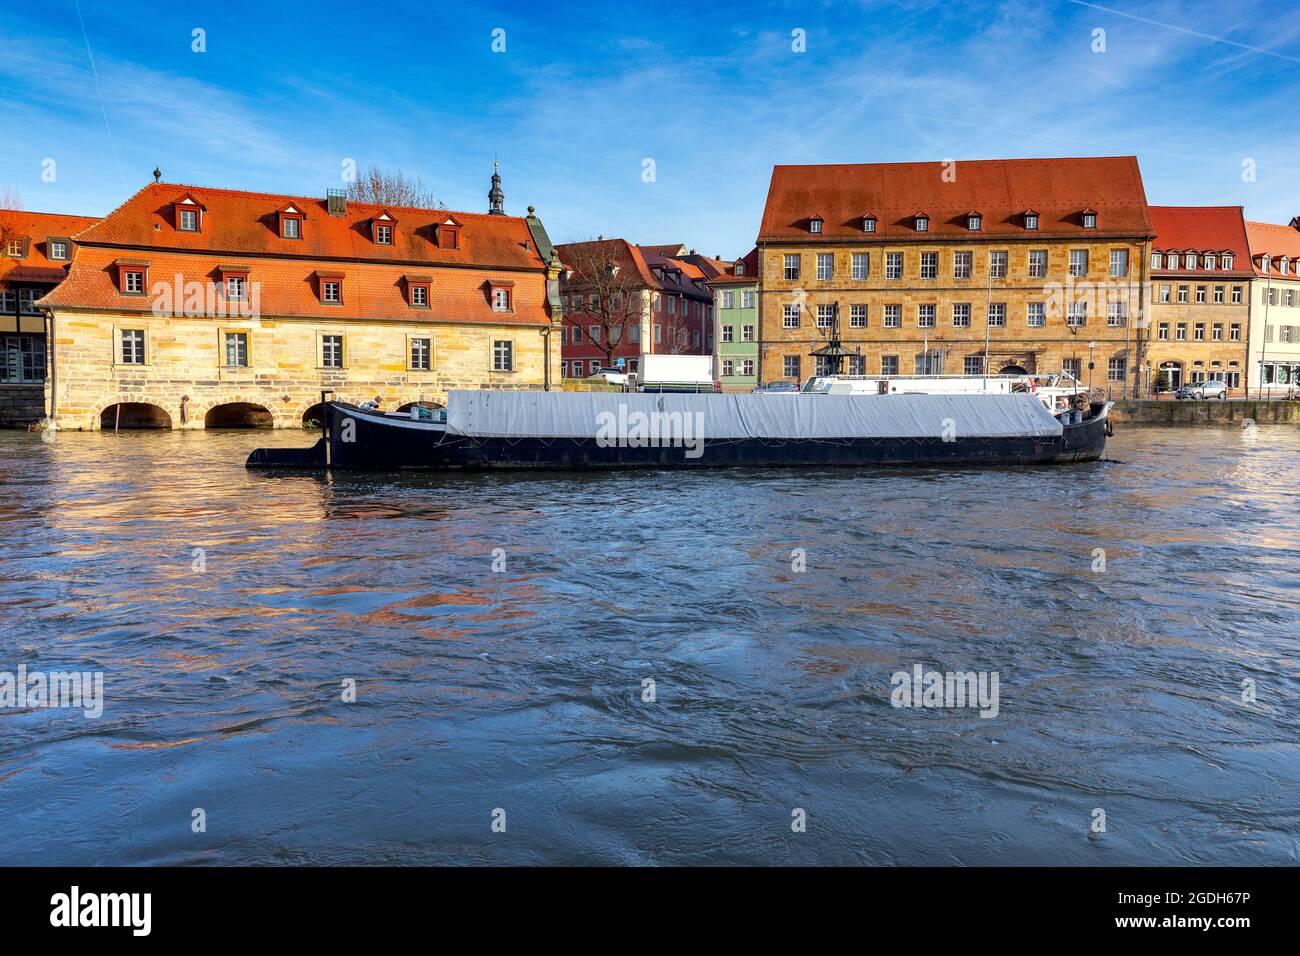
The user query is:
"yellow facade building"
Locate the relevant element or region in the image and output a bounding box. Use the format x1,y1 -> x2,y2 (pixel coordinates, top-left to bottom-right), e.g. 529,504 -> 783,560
756,158 -> 1154,396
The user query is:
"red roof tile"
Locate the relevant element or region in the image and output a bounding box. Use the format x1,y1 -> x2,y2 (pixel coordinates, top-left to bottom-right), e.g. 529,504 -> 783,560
1245,220 -> 1300,277
706,248 -> 759,285
73,182 -> 546,270
1148,206 -> 1253,276
758,157 -> 1153,242
40,246 -> 550,325
0,209 -> 100,282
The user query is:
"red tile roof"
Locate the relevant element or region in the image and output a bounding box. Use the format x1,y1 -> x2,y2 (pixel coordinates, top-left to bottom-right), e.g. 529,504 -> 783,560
1245,220 -> 1300,278
758,156 -> 1153,242
38,183 -> 551,324
1148,206 -> 1253,277
41,246 -> 550,325
73,182 -> 546,270
706,248 -> 759,285
0,209 -> 100,282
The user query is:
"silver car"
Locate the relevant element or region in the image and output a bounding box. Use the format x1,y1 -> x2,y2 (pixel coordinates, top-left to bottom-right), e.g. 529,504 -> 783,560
1174,380 -> 1228,400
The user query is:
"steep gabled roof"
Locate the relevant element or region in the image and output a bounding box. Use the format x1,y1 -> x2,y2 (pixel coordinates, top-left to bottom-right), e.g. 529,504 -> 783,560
0,209 -> 101,282
1246,220 -> 1300,277
758,156 -> 1153,241
72,182 -> 546,271
1148,206 -> 1253,275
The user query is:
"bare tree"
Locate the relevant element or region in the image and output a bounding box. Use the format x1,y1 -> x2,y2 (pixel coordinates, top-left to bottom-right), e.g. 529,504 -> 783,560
0,185 -> 20,255
561,242 -> 648,368
346,165 -> 442,209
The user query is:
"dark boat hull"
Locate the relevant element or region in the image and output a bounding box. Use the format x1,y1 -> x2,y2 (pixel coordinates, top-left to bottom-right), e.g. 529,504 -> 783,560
247,400 -> 1111,470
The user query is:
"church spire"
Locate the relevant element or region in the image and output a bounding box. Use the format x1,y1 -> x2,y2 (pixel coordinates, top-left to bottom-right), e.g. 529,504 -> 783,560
488,162 -> 505,215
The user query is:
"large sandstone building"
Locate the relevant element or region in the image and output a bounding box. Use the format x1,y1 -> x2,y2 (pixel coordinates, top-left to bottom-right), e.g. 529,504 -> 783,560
39,174 -> 563,429
755,157 -> 1154,396
1145,206 -> 1253,393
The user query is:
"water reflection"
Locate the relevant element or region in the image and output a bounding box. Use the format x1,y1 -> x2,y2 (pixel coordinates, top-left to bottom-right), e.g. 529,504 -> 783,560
0,425 -> 1297,865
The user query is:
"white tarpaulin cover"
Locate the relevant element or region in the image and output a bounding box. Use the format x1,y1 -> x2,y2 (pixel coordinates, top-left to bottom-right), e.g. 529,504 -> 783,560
445,391 -> 1064,440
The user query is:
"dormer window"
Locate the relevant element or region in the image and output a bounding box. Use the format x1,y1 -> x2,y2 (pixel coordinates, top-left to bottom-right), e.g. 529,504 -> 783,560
1282,258 -> 1292,276
1151,252 -> 1163,269
809,217 -> 823,234
405,275 -> 431,308
1184,251 -> 1198,270
316,271 -> 343,305
48,238 -> 70,261
863,215 -> 877,233
1023,211 -> 1039,230
967,212 -> 982,231
488,280 -> 514,312
1222,254 -> 1234,270
371,211 -> 396,245
1261,256 -> 1272,273
4,236 -> 28,258
116,259 -> 149,295
435,216 -> 461,250
1204,254 -> 1216,270
219,266 -> 250,302
277,204 -> 305,239
734,261 -> 745,276
172,194 -> 205,232
1081,209 -> 1097,229
914,214 -> 929,232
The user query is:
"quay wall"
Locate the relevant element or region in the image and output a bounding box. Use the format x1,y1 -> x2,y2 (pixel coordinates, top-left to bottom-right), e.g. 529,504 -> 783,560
1111,400 -> 1300,424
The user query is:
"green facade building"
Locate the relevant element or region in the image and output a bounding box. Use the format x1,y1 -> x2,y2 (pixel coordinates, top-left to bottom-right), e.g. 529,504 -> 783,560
708,249 -> 759,391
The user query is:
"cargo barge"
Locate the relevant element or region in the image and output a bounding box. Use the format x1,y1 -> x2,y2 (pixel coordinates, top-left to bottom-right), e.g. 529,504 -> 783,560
247,388 -> 1113,471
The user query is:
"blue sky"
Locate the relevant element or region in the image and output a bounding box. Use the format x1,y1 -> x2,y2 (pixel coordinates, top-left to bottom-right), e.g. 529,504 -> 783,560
1,0 -> 1297,255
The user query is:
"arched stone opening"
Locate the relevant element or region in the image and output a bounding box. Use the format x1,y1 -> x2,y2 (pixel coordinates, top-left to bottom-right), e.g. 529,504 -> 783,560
100,403 -> 173,430
203,402 -> 274,428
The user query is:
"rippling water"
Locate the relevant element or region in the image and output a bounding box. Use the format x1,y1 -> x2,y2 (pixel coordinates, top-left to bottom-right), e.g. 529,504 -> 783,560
1,423 -> 1297,866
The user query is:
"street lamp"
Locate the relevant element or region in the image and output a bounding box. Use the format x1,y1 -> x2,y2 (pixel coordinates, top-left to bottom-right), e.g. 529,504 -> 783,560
540,325 -> 552,391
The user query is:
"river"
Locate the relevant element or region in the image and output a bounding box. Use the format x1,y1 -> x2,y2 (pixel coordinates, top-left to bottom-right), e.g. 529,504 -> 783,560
0,423 -> 1296,865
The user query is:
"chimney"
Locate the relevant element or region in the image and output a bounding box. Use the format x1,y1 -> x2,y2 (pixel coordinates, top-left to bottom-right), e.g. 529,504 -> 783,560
326,188 -> 347,217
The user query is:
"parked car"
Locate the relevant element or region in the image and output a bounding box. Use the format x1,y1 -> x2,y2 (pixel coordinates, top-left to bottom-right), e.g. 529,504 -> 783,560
752,381 -> 800,394
1174,380 -> 1228,401
588,368 -> 629,386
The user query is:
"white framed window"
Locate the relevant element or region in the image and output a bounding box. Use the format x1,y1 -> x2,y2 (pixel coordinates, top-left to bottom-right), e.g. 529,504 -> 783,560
964,356 -> 984,375
881,355 -> 899,375
953,252 -> 972,279
492,287 -> 512,312
1069,250 -> 1087,277
1204,254 -> 1216,270
223,331 -> 248,367
816,253 -> 833,280
375,224 -> 393,244
49,240 -> 69,261
120,329 -> 146,365
721,290 -> 735,309
851,253 -> 869,280
952,303 -> 971,327
1067,302 -> 1087,326
741,324 -> 755,342
987,303 -> 1006,326
920,252 -> 937,279
322,280 -> 341,303
918,304 -> 936,328
863,216 -> 877,233
1082,212 -> 1097,229
816,305 -> 835,328
742,359 -> 754,376
1109,249 -> 1129,278
721,325 -> 734,343
783,254 -> 800,280
1151,252 -> 1163,269
1222,254 -> 1234,270
883,305 -> 902,328
809,218 -> 822,234
1108,358 -> 1126,382
410,337 -> 431,371
741,290 -> 756,308
849,305 -> 867,328
492,339 -> 514,371
1028,250 -> 1047,279
915,215 -> 929,232
989,251 -> 1007,278
179,208 -> 198,231
1027,303 -> 1046,327
783,305 -> 800,328
1024,213 -> 1039,230
968,215 -> 982,231
1107,302 -> 1127,327
321,333 -> 343,368
885,252 -> 903,279
722,359 -> 734,376
783,355 -> 800,379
